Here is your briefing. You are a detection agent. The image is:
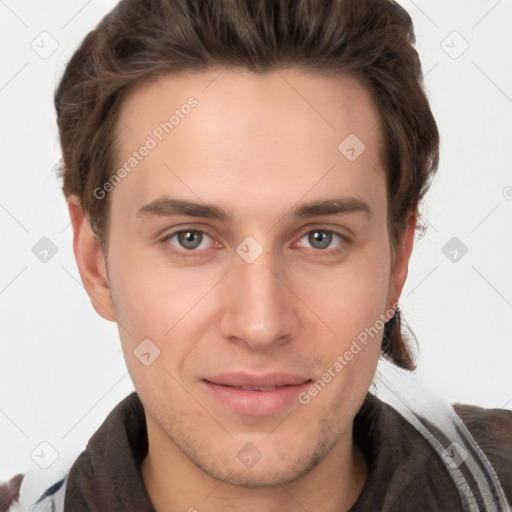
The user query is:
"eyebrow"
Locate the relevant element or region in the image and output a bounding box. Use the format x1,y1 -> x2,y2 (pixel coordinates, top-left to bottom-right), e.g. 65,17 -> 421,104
136,196 -> 372,222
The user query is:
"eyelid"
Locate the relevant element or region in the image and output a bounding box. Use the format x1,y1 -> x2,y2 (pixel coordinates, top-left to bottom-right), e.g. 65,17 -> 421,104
161,226 -> 220,253
296,224 -> 351,239
294,226 -> 351,253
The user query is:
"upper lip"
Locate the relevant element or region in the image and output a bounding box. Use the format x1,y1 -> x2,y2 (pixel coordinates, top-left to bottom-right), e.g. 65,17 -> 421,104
203,372 -> 311,388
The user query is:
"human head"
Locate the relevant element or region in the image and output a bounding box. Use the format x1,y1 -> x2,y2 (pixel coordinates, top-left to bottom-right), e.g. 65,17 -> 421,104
55,0 -> 438,371
57,1 -> 438,492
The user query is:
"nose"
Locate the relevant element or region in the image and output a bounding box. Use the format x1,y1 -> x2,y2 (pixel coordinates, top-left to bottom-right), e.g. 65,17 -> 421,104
219,242 -> 300,351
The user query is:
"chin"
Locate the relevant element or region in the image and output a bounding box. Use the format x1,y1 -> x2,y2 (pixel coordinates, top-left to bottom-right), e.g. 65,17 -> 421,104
203,459 -> 314,488
188,438 -> 330,489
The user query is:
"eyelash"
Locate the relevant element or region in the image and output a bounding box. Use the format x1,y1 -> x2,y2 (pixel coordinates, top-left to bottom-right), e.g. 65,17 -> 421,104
161,227 -> 351,259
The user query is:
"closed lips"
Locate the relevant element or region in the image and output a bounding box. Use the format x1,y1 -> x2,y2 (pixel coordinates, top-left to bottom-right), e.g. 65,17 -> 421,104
203,373 -> 312,388
202,373 -> 313,415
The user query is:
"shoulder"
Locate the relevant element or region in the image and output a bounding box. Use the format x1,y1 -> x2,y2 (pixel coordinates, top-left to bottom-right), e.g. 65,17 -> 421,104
454,402 -> 512,504
0,472 -> 68,512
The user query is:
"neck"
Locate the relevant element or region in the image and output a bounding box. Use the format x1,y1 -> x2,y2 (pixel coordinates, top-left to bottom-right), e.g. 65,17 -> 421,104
140,420 -> 367,512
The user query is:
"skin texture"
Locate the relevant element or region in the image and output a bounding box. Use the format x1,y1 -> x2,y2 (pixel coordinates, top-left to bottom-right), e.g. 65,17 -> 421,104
68,68 -> 416,512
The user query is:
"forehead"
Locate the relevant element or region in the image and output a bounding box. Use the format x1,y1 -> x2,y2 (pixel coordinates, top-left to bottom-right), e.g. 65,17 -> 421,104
111,68 -> 386,219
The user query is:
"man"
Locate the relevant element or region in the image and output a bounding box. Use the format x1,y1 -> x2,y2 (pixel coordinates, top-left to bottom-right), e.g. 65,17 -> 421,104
6,0 -> 511,510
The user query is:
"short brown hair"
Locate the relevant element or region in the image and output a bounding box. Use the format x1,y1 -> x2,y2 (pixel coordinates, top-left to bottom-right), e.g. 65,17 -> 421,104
54,0 -> 439,371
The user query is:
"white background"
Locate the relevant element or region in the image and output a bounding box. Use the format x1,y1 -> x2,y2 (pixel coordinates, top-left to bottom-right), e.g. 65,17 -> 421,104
1,0 -> 511,495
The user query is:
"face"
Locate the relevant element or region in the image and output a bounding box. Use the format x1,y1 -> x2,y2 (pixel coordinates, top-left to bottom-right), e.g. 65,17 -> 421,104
78,68 -> 412,487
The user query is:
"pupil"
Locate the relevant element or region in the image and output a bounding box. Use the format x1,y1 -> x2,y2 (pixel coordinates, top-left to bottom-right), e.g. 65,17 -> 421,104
310,231 -> 331,249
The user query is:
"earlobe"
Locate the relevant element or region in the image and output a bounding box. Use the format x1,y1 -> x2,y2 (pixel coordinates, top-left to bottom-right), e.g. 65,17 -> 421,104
67,195 -> 116,322
387,208 -> 418,309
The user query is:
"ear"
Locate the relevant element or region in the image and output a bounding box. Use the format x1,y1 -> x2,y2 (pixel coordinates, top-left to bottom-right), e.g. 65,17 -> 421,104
387,208 -> 418,309
67,195 -> 116,322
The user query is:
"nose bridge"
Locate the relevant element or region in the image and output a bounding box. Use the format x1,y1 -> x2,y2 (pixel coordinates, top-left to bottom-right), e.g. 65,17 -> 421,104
220,239 -> 298,348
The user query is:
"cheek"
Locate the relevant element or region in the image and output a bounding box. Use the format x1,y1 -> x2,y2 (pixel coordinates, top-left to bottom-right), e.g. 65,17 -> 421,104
108,259 -> 198,397
289,250 -> 391,405
294,242 -> 391,341
107,240 -> 221,359
293,252 -> 389,410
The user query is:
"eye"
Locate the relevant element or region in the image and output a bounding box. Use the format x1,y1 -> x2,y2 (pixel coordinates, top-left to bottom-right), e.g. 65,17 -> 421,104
297,229 -> 347,254
163,229 -> 216,254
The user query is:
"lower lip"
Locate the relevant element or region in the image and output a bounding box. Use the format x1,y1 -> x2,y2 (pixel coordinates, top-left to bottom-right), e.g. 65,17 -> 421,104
202,380 -> 312,416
